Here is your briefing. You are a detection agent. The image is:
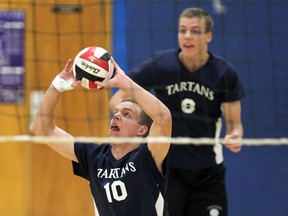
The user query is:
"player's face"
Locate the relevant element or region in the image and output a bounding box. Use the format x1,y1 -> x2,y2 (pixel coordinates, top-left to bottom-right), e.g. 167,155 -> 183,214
109,101 -> 144,137
178,16 -> 212,58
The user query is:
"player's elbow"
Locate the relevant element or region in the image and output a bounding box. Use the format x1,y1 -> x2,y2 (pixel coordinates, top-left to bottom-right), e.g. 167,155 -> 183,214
160,107 -> 172,129
30,117 -> 52,137
30,120 -> 43,136
166,109 -> 172,126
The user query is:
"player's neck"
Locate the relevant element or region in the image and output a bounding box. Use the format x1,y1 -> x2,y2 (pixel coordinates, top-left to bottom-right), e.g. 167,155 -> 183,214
111,143 -> 139,160
179,51 -> 209,72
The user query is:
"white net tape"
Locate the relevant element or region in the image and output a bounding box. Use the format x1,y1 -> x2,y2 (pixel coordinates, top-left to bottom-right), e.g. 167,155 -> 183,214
0,135 -> 288,146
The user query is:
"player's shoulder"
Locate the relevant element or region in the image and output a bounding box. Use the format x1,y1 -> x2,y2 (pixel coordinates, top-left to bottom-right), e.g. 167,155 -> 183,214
208,52 -> 236,72
149,49 -> 180,70
153,48 -> 178,55
74,142 -> 110,154
152,48 -> 179,60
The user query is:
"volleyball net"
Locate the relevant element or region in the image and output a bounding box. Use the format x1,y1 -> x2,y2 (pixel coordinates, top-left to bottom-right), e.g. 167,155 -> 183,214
1,135 -> 288,146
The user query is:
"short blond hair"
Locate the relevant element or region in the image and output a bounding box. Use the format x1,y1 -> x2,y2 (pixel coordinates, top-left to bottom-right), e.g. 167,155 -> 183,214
179,7 -> 214,33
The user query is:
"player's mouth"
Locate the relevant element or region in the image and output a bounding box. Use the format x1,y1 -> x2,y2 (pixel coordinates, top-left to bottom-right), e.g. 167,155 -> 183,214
183,43 -> 194,49
110,123 -> 120,131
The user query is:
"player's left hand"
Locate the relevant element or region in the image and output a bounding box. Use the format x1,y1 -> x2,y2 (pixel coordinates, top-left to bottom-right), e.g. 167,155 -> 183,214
223,134 -> 242,153
95,57 -> 128,89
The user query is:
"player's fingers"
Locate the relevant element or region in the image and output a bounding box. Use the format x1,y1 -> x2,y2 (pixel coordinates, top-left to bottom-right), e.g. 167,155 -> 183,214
94,81 -> 106,88
64,59 -> 73,71
110,57 -> 120,71
231,147 -> 241,153
72,80 -> 82,88
223,136 -> 242,145
225,144 -> 242,153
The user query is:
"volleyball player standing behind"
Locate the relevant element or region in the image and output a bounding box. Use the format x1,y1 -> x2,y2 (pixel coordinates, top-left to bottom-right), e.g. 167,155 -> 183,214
110,7 -> 245,216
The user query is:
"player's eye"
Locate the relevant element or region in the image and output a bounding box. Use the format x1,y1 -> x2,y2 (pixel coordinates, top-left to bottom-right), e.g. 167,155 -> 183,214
124,112 -> 131,118
178,29 -> 202,35
190,29 -> 202,35
178,29 -> 187,34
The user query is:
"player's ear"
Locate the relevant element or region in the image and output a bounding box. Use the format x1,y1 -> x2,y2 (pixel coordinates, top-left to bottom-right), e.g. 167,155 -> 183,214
206,31 -> 212,43
137,125 -> 148,136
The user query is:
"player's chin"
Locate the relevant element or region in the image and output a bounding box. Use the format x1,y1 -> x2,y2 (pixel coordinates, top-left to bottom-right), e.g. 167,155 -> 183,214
108,130 -> 120,137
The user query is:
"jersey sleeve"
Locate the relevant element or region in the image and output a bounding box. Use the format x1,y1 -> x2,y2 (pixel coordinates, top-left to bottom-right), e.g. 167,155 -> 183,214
128,54 -> 158,90
72,142 -> 98,180
141,144 -> 169,180
220,67 -> 246,102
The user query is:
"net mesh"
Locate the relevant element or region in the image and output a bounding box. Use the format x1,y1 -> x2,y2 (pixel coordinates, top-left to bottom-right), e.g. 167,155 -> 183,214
1,0 -> 113,139
0,0 -> 287,144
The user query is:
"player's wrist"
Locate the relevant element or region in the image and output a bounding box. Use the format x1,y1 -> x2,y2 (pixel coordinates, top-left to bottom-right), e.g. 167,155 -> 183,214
52,74 -> 74,93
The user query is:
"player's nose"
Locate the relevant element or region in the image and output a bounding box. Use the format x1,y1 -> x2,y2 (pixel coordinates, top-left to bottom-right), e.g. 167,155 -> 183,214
113,112 -> 121,120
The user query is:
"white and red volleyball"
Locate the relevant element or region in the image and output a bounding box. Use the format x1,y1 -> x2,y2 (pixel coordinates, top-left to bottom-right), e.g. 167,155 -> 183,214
72,46 -> 114,89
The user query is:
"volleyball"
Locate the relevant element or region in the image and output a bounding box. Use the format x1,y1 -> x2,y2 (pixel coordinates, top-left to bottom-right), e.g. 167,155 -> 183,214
72,46 -> 114,89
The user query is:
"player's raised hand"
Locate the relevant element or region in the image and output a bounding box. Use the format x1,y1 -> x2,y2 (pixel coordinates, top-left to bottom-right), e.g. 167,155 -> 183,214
95,57 -> 129,90
52,59 -> 82,92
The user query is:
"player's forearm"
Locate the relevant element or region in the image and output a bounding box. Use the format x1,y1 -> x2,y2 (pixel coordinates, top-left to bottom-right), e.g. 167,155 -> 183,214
109,90 -> 128,112
226,122 -> 243,138
31,85 -> 61,136
223,101 -> 243,138
122,76 -> 171,125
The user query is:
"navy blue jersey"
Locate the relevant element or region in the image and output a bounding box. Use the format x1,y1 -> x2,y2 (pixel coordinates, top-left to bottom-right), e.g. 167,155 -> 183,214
73,143 -> 169,216
128,49 -> 245,170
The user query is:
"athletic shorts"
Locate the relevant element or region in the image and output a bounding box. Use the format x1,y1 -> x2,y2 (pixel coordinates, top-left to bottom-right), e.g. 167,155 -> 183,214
167,163 -> 227,216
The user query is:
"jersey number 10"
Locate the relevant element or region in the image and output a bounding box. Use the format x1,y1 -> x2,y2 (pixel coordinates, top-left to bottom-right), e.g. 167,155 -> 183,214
104,180 -> 128,202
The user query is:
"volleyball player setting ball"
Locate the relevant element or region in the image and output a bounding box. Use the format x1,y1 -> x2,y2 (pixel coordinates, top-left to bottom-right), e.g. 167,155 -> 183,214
72,46 -> 115,89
